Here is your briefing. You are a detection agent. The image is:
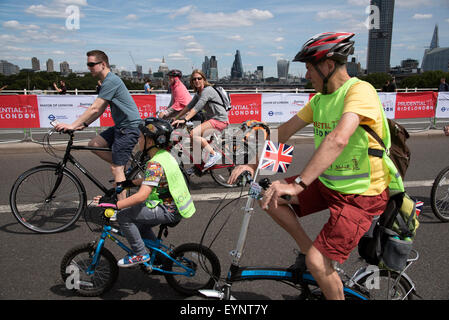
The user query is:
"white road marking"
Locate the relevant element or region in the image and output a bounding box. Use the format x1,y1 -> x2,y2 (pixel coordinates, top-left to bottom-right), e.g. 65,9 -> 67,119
0,179 -> 443,214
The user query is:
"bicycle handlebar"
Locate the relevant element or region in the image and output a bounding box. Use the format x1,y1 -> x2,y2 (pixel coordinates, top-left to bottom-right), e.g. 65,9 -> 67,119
239,171 -> 291,201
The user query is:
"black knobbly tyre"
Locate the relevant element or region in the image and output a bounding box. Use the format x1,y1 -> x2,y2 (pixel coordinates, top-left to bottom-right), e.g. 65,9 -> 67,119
9,165 -> 86,233
431,166 -> 449,222
164,243 -> 221,296
60,242 -> 119,297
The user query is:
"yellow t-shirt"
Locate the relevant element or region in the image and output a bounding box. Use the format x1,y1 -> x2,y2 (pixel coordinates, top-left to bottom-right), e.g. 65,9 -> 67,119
297,80 -> 389,195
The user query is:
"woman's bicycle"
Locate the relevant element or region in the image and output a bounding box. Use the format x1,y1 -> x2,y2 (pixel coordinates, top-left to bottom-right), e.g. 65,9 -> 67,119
9,129 -> 147,233
171,121 -> 255,188
430,165 -> 449,222
60,205 -> 221,297
197,171 -> 419,300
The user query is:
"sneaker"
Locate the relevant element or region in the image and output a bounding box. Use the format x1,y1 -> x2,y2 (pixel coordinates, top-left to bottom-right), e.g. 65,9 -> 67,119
117,253 -> 151,268
204,153 -> 222,169
288,251 -> 307,272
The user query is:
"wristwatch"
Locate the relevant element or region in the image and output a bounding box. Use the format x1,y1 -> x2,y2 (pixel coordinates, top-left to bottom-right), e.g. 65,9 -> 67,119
294,176 -> 308,189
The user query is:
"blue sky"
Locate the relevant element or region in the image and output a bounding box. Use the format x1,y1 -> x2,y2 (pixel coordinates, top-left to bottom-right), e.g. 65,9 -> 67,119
1,0 -> 448,78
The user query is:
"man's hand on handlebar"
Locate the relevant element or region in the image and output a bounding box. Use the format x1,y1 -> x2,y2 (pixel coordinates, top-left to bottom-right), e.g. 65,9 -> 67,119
52,121 -> 82,133
260,179 -> 301,210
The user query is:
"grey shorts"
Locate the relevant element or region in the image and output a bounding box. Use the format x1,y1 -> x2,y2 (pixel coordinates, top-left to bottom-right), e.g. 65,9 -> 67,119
100,126 -> 140,166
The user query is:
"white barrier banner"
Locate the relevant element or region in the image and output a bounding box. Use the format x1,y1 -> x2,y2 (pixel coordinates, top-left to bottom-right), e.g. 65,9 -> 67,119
436,92 -> 449,118
155,94 -> 171,114
261,93 -> 310,123
37,95 -> 99,128
377,92 -> 396,119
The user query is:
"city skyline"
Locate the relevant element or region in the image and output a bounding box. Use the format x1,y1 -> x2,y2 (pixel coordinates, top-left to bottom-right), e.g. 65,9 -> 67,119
1,0 -> 448,78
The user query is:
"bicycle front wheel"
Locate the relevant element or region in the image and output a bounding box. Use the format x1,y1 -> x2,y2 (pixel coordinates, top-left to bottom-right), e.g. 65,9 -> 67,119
164,243 -> 221,296
60,242 -> 119,297
9,165 -> 86,233
431,166 -> 449,222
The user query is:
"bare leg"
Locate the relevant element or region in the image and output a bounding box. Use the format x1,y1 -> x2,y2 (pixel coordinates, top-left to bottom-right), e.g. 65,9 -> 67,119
88,136 -> 126,200
264,204 -> 344,300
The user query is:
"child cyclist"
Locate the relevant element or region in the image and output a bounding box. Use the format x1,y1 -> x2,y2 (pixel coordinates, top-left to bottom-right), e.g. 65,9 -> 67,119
96,117 -> 195,267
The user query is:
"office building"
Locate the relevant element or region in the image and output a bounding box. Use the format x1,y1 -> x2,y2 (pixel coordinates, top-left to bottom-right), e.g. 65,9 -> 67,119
31,57 -> 40,71
202,56 -> 218,81
0,60 -> 20,75
231,50 -> 243,80
277,59 -> 289,80
60,61 -> 71,74
422,25 -> 449,72
46,59 -> 54,72
366,0 -> 395,74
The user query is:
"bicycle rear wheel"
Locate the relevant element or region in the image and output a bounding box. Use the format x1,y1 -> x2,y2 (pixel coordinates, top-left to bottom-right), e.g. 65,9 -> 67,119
355,269 -> 415,300
164,243 -> 221,296
9,165 -> 86,233
430,166 -> 449,222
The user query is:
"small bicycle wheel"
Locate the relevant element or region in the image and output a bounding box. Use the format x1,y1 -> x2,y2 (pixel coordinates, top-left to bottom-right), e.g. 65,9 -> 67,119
60,242 -> 119,297
355,269 -> 415,300
9,165 -> 86,233
430,166 -> 449,222
164,243 -> 221,296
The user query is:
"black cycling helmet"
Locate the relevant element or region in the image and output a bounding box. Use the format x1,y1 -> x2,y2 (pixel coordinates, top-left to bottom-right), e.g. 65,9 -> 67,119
139,117 -> 173,148
293,32 -> 355,65
168,69 -> 182,78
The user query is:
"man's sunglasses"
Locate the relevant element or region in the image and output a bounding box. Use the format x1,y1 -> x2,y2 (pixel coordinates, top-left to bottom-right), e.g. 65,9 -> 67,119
87,61 -> 102,67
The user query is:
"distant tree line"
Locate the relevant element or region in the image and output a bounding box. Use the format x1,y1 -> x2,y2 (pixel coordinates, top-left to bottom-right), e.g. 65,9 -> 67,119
304,70 -> 449,91
0,71 -> 144,92
1,69 -> 449,92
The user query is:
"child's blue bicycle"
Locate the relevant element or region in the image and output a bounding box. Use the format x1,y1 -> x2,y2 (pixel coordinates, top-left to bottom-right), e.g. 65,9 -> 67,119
60,207 -> 221,297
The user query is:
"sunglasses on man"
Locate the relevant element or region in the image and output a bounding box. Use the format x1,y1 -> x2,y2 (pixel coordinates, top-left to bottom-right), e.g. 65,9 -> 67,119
87,61 -> 102,67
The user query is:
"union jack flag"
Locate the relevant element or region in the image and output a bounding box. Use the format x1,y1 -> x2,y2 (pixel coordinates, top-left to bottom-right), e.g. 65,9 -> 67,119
415,199 -> 424,216
259,141 -> 294,173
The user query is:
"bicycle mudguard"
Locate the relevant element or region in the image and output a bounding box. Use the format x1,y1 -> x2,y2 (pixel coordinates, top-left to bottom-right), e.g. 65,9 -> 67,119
350,265 -> 417,296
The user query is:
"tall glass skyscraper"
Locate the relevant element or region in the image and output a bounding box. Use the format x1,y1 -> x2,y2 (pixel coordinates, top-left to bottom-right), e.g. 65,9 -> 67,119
277,59 -> 289,80
366,0 -> 395,74
231,50 -> 243,79
422,25 -> 449,72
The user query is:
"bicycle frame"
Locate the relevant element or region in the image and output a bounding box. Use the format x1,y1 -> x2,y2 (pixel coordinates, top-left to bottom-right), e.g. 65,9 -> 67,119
198,168 -> 416,300
45,131 -> 144,197
87,223 -> 195,277
171,126 -> 235,172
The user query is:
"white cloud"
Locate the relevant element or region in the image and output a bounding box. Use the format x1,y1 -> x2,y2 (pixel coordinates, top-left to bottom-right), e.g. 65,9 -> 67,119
169,5 -> 195,19
168,52 -> 190,60
316,9 -> 351,21
412,13 -> 433,19
274,37 -> 284,42
180,8 -> 273,30
3,20 -> 39,30
227,35 -> 244,41
179,35 -> 195,41
125,14 -> 138,21
25,0 -> 87,18
347,0 -> 369,5
396,0 -> 433,8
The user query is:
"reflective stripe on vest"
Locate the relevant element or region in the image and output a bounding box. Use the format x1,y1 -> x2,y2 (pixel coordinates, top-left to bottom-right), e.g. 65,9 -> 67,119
145,149 -> 196,218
